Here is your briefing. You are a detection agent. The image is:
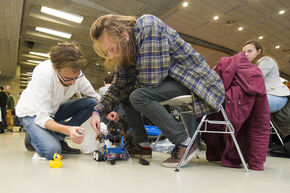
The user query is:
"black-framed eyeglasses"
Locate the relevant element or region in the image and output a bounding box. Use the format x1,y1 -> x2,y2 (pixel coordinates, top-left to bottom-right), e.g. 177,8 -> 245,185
58,71 -> 84,82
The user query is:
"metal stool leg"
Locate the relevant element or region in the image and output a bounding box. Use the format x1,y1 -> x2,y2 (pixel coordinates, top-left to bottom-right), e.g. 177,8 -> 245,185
175,115 -> 207,171
270,121 -> 284,146
220,107 -> 248,172
228,126 -> 249,172
152,133 -> 162,148
176,106 -> 248,172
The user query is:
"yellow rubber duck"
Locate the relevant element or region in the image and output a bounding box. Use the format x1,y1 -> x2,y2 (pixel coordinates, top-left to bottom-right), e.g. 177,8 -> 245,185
49,153 -> 63,168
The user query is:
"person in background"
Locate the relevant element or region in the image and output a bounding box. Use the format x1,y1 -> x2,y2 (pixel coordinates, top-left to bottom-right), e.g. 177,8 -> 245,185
5,91 -> 15,131
98,75 -> 113,97
6,92 -> 14,110
242,40 -> 290,113
0,86 -> 8,133
89,14 -> 225,168
16,42 -> 100,160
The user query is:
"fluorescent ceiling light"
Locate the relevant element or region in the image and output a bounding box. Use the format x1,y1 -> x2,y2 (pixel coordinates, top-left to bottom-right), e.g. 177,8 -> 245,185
279,10 -> 285,15
35,27 -> 72,39
182,2 -> 188,7
41,6 -> 84,23
29,52 -> 49,58
213,16 -> 219,20
238,26 -> 244,31
275,45 -> 280,49
258,36 -> 263,40
27,60 -> 43,64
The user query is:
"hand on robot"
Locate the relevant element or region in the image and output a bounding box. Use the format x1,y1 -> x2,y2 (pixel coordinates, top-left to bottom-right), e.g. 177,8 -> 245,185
90,112 -> 102,135
68,126 -> 85,144
106,111 -> 120,123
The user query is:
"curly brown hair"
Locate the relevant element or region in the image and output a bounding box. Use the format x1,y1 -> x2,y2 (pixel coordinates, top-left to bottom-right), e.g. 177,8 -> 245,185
49,42 -> 87,72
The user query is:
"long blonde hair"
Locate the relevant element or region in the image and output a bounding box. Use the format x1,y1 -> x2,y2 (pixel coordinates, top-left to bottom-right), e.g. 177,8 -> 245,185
90,14 -> 137,70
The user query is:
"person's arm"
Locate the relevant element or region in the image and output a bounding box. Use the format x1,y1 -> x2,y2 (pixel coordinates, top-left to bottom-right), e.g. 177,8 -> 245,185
31,71 -> 85,144
45,120 -> 83,144
90,66 -> 137,133
135,15 -> 170,87
257,56 -> 277,78
90,111 -> 101,134
30,69 -> 57,129
95,66 -> 137,115
4,94 -> 8,108
77,76 -> 101,100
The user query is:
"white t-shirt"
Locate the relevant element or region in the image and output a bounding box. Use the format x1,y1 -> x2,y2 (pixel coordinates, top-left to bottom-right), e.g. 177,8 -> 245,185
98,84 -> 111,97
16,60 -> 100,128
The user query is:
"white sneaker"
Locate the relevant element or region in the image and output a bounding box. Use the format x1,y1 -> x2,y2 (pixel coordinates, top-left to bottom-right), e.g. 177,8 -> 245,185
32,153 -> 48,161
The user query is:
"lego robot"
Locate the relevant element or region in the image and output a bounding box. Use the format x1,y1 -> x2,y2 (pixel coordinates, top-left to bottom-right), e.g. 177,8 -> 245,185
93,122 -> 129,164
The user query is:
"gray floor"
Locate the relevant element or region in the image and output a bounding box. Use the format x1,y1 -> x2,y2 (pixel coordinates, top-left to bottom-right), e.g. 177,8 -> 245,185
1,131 -> 290,193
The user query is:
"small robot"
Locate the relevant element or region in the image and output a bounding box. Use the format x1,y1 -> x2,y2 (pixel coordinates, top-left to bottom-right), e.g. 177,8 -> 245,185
93,122 -> 129,165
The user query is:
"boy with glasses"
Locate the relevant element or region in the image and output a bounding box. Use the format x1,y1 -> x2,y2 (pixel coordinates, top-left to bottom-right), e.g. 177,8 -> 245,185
16,42 -> 100,160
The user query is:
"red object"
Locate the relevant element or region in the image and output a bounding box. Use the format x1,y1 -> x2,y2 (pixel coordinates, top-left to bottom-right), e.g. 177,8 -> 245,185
203,52 -> 270,171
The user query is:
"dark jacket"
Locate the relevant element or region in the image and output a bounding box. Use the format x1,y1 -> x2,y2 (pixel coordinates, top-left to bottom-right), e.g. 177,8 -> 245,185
0,91 -> 8,108
7,96 -> 15,109
202,52 -> 270,171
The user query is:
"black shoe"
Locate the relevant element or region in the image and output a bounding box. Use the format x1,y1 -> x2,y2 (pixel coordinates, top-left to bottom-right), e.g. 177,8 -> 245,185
269,146 -> 290,158
24,132 -> 35,151
60,141 -> 81,154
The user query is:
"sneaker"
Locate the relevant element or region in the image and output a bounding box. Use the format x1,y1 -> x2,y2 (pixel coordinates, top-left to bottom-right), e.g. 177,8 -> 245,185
162,143 -> 199,168
32,152 -> 48,161
24,132 -> 35,151
128,144 -> 152,158
60,141 -> 81,154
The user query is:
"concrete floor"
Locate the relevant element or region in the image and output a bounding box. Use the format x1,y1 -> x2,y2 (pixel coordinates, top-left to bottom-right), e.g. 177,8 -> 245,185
1,131 -> 290,193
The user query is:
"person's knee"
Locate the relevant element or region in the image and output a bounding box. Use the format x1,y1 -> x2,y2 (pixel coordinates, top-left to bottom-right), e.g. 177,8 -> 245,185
41,143 -> 61,160
85,97 -> 98,107
129,88 -> 148,106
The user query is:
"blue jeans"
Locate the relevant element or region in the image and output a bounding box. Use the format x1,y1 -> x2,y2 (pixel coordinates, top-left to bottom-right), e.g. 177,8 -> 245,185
267,94 -> 288,113
19,97 -> 97,159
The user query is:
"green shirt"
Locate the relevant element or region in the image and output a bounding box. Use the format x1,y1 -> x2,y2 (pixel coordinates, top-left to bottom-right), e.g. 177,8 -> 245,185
7,96 -> 15,109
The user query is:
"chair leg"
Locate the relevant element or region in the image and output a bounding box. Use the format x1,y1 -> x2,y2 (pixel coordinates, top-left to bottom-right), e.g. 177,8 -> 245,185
152,133 -> 162,148
270,121 -> 284,146
220,107 -> 248,172
180,113 -> 190,136
228,124 -> 249,172
175,106 -> 248,172
175,115 -> 207,171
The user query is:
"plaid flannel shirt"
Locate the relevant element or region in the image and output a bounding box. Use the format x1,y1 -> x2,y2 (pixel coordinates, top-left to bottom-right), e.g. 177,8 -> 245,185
96,14 -> 225,117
